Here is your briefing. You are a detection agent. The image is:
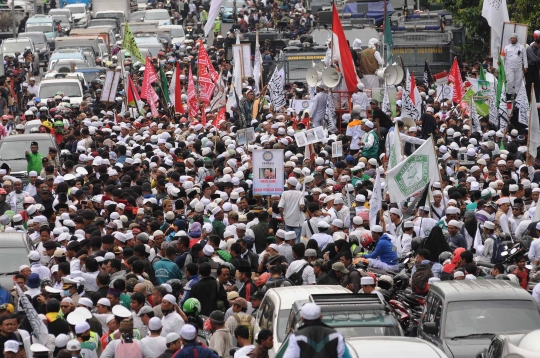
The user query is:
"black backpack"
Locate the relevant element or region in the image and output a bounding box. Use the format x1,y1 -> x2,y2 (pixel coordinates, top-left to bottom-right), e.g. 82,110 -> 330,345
288,263 -> 309,286
491,236 -> 505,264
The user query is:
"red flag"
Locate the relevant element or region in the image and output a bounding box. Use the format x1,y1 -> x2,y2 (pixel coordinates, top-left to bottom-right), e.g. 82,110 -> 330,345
448,58 -> 464,103
141,56 -> 158,100
332,3 -> 358,92
199,65 -> 215,104
187,66 -> 198,118
410,72 -> 417,104
172,62 -> 184,114
212,107 -> 226,128
198,40 -> 220,83
147,85 -> 160,116
200,106 -> 207,126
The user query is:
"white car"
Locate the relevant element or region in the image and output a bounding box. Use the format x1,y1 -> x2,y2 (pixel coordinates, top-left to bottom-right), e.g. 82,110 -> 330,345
49,8 -> 73,24
253,285 -> 351,358
347,337 -> 448,358
37,78 -> 83,104
159,24 -> 185,46
144,9 -> 170,26
65,4 -> 89,28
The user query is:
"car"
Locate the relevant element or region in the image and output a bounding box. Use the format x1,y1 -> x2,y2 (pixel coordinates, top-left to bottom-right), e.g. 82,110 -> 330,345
65,4 -> 90,28
220,0 -> 246,23
38,78 -> 84,104
160,24 -> 185,45
87,18 -> 120,35
477,330 -> 540,358
0,134 -> 60,179
134,36 -> 164,56
51,14 -> 72,33
418,280 -> 540,358
75,67 -> 106,83
48,49 -> 87,71
275,293 -> 404,358
144,9 -> 171,25
24,119 -> 42,134
0,233 -> 34,291
253,285 -> 351,358
131,10 -> 147,22
49,8 -> 73,24
0,38 -> 40,73
17,32 -> 50,68
25,15 -> 59,43
347,337 -> 448,358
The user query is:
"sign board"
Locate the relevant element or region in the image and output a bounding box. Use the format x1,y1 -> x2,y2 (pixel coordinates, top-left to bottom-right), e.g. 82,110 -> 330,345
295,127 -> 326,147
332,141 -> 343,158
237,127 -> 255,146
232,44 -> 252,78
252,150 -> 284,196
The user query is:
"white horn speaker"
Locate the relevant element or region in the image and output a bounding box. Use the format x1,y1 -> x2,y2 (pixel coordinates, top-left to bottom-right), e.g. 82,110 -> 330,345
375,65 -> 404,86
322,67 -> 341,88
306,67 -> 323,87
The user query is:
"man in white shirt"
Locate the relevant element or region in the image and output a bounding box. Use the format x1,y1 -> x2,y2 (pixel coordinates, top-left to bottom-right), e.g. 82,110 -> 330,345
141,317 -> 167,356
328,197 -> 351,229
27,77 -> 39,96
160,294 -> 185,337
504,33 -> 528,97
285,245 -> 316,285
311,221 -> 334,250
278,177 -> 305,243
528,223 -> 540,263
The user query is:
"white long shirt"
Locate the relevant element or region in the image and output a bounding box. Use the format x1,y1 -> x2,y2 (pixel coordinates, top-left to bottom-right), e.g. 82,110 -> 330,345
285,259 -> 316,285
504,42 -> 528,69
528,239 -> 540,262
160,311 -> 185,337
278,190 -> 305,227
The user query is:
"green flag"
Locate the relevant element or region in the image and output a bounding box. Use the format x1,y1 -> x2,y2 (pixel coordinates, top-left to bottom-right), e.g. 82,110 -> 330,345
496,54 -> 506,109
123,23 -> 144,63
384,10 -> 393,64
159,65 -> 170,103
479,64 -> 486,81
500,140 -> 505,151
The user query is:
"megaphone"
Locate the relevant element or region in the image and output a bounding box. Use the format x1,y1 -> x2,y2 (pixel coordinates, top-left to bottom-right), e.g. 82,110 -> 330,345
322,67 -> 341,88
375,65 -> 404,86
306,67 -> 322,87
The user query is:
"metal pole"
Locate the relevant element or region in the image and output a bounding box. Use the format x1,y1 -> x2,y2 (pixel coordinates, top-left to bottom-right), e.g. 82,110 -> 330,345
12,3 -> 16,38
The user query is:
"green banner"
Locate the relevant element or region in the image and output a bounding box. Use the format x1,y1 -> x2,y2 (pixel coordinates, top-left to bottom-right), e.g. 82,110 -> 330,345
123,23 -> 144,63
462,87 -> 489,117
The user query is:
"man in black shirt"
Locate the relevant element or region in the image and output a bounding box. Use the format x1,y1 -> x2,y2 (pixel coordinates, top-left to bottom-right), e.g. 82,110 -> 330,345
0,315 -> 22,358
370,99 -> 392,137
418,106 -> 437,139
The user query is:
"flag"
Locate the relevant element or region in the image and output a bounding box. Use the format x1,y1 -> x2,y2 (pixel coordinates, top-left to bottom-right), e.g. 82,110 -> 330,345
123,23 -> 144,63
169,61 -> 184,114
402,70 -> 421,120
140,56 -> 157,100
489,81 -> 497,126
384,9 -> 393,64
498,86 -> 509,132
159,65 -> 170,103
147,85 -> 160,116
482,0 -> 509,67
448,58 -> 464,103
423,59 -> 433,88
187,66 -> 198,118
199,60 -> 215,105
473,225 -> 485,255
16,284 -> 49,345
268,66 -> 286,110
233,55 -> 243,100
386,137 -> 439,203
403,183 -> 430,221
382,83 -> 391,117
253,32 -> 262,92
529,89 -> 540,159
479,64 -> 487,82
198,39 -> 219,85
369,169 -> 382,229
201,106 -> 207,126
126,73 -> 145,116
331,3 -> 358,92
324,90 -> 338,134
496,55 -> 506,109
470,95 -> 481,133
212,107 -> 226,128
515,79 -> 529,126
500,139 -> 506,151
204,0 -> 226,36
410,72 -> 421,112
388,123 -> 402,171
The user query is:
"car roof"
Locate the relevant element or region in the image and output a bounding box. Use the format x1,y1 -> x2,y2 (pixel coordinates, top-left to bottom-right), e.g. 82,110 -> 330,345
0,233 -> 31,247
41,77 -> 81,83
1,133 -> 56,142
265,285 -> 351,310
3,38 -> 31,43
347,337 -> 446,358
430,280 -> 533,302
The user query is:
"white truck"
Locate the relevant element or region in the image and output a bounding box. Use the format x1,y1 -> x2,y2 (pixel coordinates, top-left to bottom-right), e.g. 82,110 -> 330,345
92,0 -> 130,24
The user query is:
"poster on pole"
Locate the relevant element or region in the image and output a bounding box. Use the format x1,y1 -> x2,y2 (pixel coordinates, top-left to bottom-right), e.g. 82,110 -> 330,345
237,127 -> 255,145
252,150 -> 284,195
332,141 -> 343,158
232,44 -> 252,78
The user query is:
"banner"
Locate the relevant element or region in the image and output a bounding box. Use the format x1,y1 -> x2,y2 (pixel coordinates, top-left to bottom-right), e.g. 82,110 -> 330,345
16,284 -> 49,345
237,127 -> 255,145
204,0 -> 226,36
268,66 -> 286,110
489,81 -> 498,126
369,169 -> 382,229
252,150 -> 284,195
294,127 -> 326,147
436,84 -> 453,102
253,32 -> 262,92
332,141 -> 343,158
515,79 -> 529,126
187,66 -> 198,118
386,137 -> 439,203
388,123 -> 402,171
530,89 -> 540,159
123,23 -> 144,63
291,99 -> 315,114
482,0 -> 509,68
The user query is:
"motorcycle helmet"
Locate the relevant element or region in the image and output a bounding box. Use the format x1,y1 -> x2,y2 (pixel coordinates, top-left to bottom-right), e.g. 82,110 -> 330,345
166,279 -> 182,298
41,121 -> 53,130
393,273 -> 409,291
359,233 -> 374,248
24,110 -> 33,117
377,275 -> 394,291
411,237 -> 424,252
183,298 -> 201,316
439,251 -> 453,265
29,106 -> 38,113
39,107 -> 48,112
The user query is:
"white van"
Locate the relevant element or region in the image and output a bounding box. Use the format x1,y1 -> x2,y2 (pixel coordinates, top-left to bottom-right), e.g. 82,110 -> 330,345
253,285 -> 351,358
347,337 -> 448,358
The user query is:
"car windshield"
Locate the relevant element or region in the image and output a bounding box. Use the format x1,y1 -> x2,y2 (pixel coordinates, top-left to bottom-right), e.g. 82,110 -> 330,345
334,326 -> 400,337
76,70 -> 102,83
170,27 -> 185,37
24,35 -> 45,46
223,1 -> 245,8
53,15 -> 69,24
67,6 -> 85,14
26,23 -> 53,32
39,82 -> 82,98
0,139 -> 53,160
0,248 -> 32,274
145,11 -> 169,20
445,300 -> 540,338
50,10 -> 69,17
277,310 -> 290,342
52,61 -> 88,71
2,42 -> 29,53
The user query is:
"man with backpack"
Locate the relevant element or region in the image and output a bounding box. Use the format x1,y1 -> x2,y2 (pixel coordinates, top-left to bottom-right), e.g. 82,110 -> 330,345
411,249 -> 442,295
264,266 -> 293,292
225,298 -> 256,347
285,244 -> 316,286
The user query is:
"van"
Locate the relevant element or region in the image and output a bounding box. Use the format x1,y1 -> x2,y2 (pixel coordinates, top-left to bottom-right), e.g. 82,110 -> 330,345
253,285 -> 350,358
418,280 -> 540,358
54,36 -> 100,57
25,15 -> 59,43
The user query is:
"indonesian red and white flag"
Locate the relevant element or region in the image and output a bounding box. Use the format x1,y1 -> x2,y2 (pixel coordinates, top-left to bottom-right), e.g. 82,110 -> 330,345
331,3 -> 358,92
448,57 -> 464,103
410,72 -> 422,113
140,56 -> 157,100
169,61 -> 184,114
187,66 -> 198,118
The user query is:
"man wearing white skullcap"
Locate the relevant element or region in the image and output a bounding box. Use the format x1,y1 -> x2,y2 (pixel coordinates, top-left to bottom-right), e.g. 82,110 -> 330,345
283,302 -> 345,358
504,32 -> 527,97
278,177 -> 306,243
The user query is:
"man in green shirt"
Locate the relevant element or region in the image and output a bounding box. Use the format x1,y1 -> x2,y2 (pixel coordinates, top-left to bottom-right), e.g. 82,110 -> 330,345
25,141 -> 44,173
211,207 -> 226,238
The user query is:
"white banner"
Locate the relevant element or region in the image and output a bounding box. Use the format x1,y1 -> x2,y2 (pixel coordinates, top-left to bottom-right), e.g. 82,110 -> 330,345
232,44 -> 252,78
204,0 -> 226,37
291,99 -> 315,114
252,150 -> 284,196
530,89 -> 540,158
268,66 -> 286,110
436,84 -> 453,102
369,169 -> 382,229
237,127 -> 255,145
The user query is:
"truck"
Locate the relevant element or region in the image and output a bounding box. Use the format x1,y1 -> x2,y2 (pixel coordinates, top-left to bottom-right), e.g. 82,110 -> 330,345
92,0 -> 130,23
70,27 -> 116,51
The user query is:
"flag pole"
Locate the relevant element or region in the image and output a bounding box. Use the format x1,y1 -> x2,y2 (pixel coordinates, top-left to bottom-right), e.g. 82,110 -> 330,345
430,134 -> 447,213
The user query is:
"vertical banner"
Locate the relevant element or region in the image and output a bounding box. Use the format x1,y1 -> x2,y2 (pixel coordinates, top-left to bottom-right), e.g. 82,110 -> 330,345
252,150 -> 284,196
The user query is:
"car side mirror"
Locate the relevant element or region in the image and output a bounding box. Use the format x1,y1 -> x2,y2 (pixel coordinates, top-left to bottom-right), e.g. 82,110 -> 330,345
423,322 -> 438,335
